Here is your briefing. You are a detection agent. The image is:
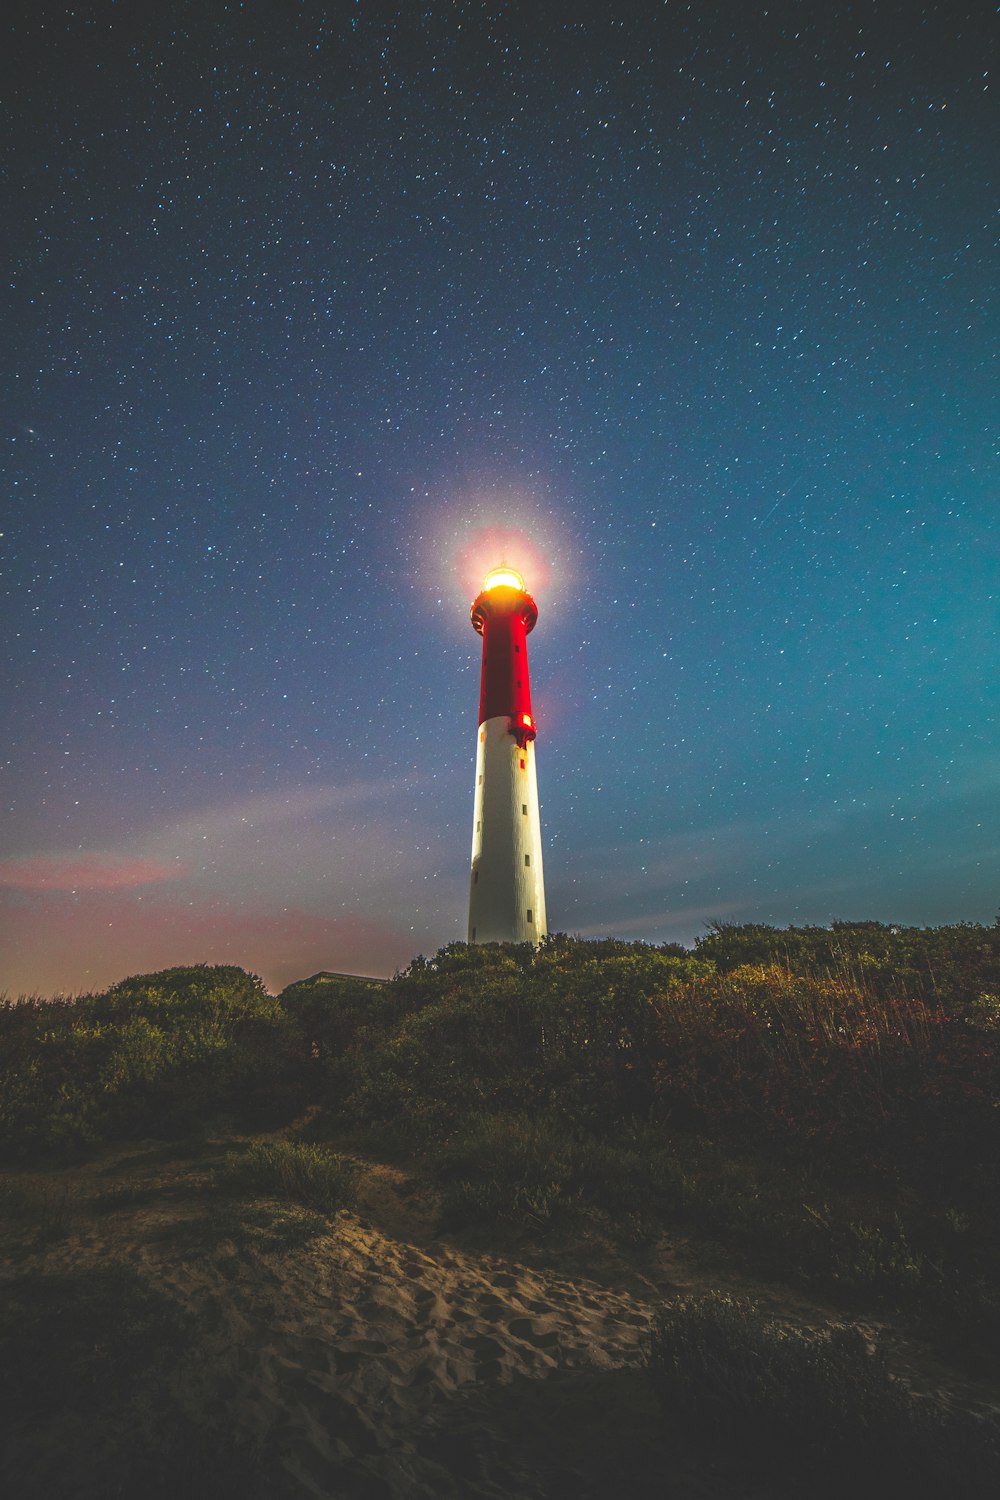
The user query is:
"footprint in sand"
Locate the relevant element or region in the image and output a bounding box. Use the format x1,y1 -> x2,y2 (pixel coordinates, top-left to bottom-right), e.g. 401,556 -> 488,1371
462,1333 -> 505,1363
398,1255 -> 430,1279
506,1317 -> 560,1349
474,1298 -> 507,1322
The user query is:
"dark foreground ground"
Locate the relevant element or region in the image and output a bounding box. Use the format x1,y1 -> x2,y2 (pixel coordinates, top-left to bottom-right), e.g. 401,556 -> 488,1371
3,1128 -> 999,1500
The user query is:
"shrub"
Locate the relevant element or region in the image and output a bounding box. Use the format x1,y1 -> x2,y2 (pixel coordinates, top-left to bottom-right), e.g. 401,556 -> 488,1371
343,940 -> 711,1136
647,1293 -> 1000,1498
278,972 -> 397,1064
433,1112 -> 689,1237
652,964 -> 1000,1178
0,967 -> 307,1158
694,920 -> 1000,1009
435,1113 -> 580,1232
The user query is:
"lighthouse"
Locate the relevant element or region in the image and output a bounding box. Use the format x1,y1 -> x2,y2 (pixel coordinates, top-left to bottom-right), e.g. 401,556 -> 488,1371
468,566 -> 547,944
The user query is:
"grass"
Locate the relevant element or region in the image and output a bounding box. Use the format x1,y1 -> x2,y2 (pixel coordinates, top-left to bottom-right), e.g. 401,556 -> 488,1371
647,1293 -> 1000,1499
435,1113 -> 581,1233
434,1113 -> 700,1247
217,1138 -> 358,1214
0,1174 -> 77,1258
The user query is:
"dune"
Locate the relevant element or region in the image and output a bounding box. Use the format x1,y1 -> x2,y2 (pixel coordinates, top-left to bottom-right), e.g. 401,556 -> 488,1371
2,1142 -> 673,1499
4,1138 -> 999,1500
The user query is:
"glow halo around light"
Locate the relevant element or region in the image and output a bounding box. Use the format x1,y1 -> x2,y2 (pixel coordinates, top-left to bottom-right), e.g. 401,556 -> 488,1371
454,524 -> 553,602
411,483 -> 584,636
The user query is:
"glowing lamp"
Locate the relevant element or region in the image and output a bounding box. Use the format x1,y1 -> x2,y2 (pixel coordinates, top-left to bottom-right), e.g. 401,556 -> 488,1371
483,566 -> 525,592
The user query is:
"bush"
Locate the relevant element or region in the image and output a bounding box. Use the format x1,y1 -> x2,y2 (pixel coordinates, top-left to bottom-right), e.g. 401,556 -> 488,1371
434,1112 -> 689,1237
694,920 -> 1000,1009
0,967 -> 307,1158
653,964 -> 1000,1177
343,940 -> 711,1136
647,1293 -> 1000,1498
278,972 -> 396,1062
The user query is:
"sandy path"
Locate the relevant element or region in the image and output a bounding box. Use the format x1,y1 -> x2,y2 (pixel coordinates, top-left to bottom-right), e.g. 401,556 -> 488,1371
143,1209 -> 657,1499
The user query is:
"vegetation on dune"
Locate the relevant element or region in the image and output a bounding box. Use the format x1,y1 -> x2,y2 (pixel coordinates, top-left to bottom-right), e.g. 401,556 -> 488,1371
4,930 -> 1000,1317
4,931 -> 1000,1281
0,965 -> 304,1156
694,918 -> 1000,1007
3,922 -> 1000,1486
288,925 -> 1000,1358
647,1293 -> 1000,1499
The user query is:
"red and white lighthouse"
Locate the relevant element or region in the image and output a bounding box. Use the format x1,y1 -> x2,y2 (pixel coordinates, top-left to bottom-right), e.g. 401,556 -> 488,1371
468,566 -> 547,944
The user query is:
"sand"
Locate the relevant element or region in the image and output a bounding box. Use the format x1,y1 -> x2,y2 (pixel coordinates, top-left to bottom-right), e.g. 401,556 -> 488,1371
210,1218 -> 655,1497
3,1146 -> 669,1498
153,1190 -> 665,1498
4,1141 -> 1000,1499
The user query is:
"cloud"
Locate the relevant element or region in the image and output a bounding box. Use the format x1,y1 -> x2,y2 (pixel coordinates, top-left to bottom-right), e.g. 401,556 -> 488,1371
161,779 -> 421,846
0,854 -> 185,892
0,775 -> 439,902
0,774 -> 466,994
138,775 -> 458,915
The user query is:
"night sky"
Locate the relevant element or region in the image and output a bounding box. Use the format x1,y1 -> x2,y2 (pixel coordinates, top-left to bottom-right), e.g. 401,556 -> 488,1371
2,1 -> 997,996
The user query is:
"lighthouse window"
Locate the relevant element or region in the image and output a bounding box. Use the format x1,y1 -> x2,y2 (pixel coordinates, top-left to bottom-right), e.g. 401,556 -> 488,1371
473,871 -> 479,884
526,909 -> 533,923
524,854 -> 530,866
476,820 -> 481,831
519,758 -> 525,769
478,774 -> 483,785
522,804 -> 528,816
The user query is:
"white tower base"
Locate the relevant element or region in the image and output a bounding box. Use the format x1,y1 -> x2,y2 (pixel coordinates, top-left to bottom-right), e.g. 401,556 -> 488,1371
468,715 -> 547,944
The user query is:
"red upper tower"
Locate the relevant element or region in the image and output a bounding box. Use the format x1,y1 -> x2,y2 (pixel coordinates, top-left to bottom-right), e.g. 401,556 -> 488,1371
470,566 -> 538,748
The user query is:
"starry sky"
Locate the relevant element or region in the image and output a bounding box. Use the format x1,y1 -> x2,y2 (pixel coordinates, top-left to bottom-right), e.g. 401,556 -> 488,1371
2,1 -> 997,995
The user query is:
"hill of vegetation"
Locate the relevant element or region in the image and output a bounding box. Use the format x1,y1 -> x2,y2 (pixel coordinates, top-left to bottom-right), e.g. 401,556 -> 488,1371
2,922 -> 1000,1497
